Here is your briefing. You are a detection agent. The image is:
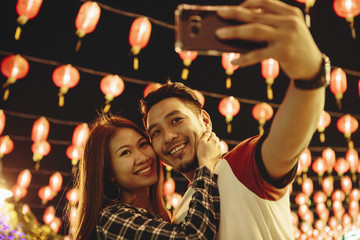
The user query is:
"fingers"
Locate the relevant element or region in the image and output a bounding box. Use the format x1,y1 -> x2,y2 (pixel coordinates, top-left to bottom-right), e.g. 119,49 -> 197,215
239,0 -> 300,16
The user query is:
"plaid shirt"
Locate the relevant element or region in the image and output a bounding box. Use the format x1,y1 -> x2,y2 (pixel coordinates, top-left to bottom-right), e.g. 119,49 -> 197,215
96,166 -> 220,240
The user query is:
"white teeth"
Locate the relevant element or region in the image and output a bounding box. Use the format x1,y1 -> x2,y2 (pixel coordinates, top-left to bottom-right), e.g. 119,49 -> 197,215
169,144 -> 185,155
137,167 -> 151,175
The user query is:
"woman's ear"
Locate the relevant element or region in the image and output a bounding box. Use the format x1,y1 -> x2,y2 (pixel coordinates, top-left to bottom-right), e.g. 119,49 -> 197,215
201,110 -> 212,130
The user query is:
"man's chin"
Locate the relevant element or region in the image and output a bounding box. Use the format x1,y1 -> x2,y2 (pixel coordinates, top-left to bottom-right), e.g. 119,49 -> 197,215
178,158 -> 198,173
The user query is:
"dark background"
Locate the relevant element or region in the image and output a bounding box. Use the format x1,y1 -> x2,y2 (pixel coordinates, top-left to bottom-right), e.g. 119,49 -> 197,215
0,0 -> 359,236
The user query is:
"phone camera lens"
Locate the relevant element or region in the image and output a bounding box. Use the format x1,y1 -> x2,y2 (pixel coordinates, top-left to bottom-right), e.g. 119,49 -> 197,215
189,15 -> 201,38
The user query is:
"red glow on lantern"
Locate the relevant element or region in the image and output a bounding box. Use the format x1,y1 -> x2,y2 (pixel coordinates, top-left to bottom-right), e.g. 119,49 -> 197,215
49,217 -> 62,233
261,58 -> 279,100
313,191 -> 327,204
295,192 -> 308,205
164,178 -> 175,196
129,17 -> 152,70
317,111 -> 331,143
350,189 -> 360,201
340,175 -> 352,194
337,114 -> 358,148
252,102 -> 273,136
17,169 -> 32,189
72,123 -> 90,148
0,110 -> 5,135
218,96 -> 240,133
66,188 -> 79,204
75,1 -> 101,37
11,185 -> 27,201
52,64 -> 80,107
31,117 -> 50,142
299,148 -> 312,173
220,140 -> 228,155
322,147 -> 336,174
100,75 -> 125,113
302,177 -> 314,196
179,51 -> 198,80
43,205 -> 55,224
334,157 -> 350,176
322,176 -> 334,197
49,172 -> 63,194
346,148 -> 359,173
143,83 -> 161,98
14,0 -> 43,40
66,145 -> 83,166
221,53 -> 240,89
170,193 -> 182,208
31,141 -> 51,158
330,68 -> 347,109
38,185 -> 54,204
312,157 -> 326,179
0,135 -> 14,156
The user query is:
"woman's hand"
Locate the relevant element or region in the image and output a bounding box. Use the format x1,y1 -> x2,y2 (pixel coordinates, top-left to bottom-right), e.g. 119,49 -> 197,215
197,128 -> 222,171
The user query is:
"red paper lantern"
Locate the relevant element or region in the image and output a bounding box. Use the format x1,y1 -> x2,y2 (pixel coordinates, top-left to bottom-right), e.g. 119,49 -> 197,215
333,0 -> 360,38
170,193 -> 182,208
252,102 -> 273,136
312,157 -> 326,183
220,140 -> 229,155
328,216 -> 338,230
299,148 -> 312,175
191,89 -> 205,107
302,177 -> 314,196
0,135 -> 14,157
75,1 -> 101,51
295,192 -> 308,205
317,111 -> 331,143
72,123 -> 90,148
330,68 -> 347,109
22,204 -> 30,215
31,117 -> 50,142
291,211 -> 299,227
66,188 -> 79,204
49,172 -> 63,194
179,51 -> 198,80
143,83 -> 161,98
218,96 -> 240,133
129,17 -> 152,70
221,53 -> 240,89
313,191 -> 327,204
38,185 -> 54,204
66,145 -> 83,166
31,141 -> 51,170
340,175 -> 352,195
348,200 -> 359,219
261,58 -> 279,100
11,185 -> 27,201
322,147 -> 336,174
43,205 -> 55,224
15,0 -> 43,40
349,189 -> 360,201
100,75 -> 125,112
0,110 -> 6,135
322,176 -> 334,197
346,148 -> 359,177
337,114 -> 358,148
0,54 -> 29,100
298,204 -> 309,219
164,178 -> 175,196
52,64 -> 80,107
334,157 -> 350,176
17,169 -> 32,189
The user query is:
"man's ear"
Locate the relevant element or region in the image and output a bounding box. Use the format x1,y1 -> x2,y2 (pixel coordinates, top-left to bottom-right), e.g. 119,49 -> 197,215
201,110 -> 212,130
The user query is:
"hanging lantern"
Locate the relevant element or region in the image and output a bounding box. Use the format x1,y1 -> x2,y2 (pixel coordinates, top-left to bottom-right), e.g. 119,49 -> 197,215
164,177 -> 175,196
31,141 -> 51,170
332,200 -> 345,220
66,145 -> 83,167
295,0 -> 316,27
43,205 -> 55,224
298,204 -> 309,220
179,51 -> 198,80
349,189 -> 360,201
191,89 -> 205,107
322,147 -> 336,175
330,68 -> 347,109
221,53 -> 240,89
129,17 -> 152,70
66,188 -> 79,204
261,58 -> 279,100
218,96 -> 240,133
11,185 -> 27,201
143,83 -> 161,97
299,148 -> 312,179
38,185 -> 55,204
220,140 -> 229,155
49,172 -> 63,194
75,1 -> 101,52
31,117 -> 50,142
100,75 -> 125,112
346,148 -> 359,182
317,111 -> 331,143
0,135 -> 14,158
313,191 -> 327,205
348,200 -> 359,219
170,192 -> 182,209
16,169 -> 32,189
302,177 -> 314,197
340,175 -> 352,196
322,176 -> 334,198
333,0 -> 360,39
312,157 -> 326,184
252,102 -> 273,136
295,192 -> 308,205
52,64 -> 80,107
334,157 -> 350,177
337,114 -> 358,149
0,110 -> 5,135
72,123 -> 90,148
15,0 -> 43,40
1,54 -> 29,100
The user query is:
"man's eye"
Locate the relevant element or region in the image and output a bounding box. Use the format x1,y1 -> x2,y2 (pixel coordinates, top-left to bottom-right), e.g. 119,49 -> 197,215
172,118 -> 182,124
120,150 -> 131,156
151,130 -> 160,138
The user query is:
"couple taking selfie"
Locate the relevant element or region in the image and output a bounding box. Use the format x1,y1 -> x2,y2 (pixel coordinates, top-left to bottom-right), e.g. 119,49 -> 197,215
71,0 -> 329,239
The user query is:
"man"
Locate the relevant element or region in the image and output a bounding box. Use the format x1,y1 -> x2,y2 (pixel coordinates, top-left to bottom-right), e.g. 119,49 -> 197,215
140,0 -> 329,239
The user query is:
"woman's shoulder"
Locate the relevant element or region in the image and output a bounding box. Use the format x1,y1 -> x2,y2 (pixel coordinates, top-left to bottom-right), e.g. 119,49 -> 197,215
100,202 -> 158,218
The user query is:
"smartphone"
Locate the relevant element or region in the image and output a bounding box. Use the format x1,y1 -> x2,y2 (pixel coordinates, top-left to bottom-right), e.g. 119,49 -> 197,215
174,4 -> 267,56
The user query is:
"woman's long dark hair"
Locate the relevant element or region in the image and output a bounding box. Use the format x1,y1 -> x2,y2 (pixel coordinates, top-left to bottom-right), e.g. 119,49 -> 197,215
70,114 -> 169,240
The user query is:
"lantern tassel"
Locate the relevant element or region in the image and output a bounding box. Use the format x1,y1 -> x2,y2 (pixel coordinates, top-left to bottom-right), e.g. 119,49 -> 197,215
3,88 -> 10,101
336,98 -> 342,110
227,122 -> 232,134
59,94 -> 65,107
226,77 -> 231,89
267,85 -> 273,100
181,68 -> 189,80
133,56 -> 139,70
349,21 -> 356,39
35,161 -> 40,171
15,26 -> 22,41
75,38 -> 82,52
103,103 -> 111,113
258,123 -> 264,136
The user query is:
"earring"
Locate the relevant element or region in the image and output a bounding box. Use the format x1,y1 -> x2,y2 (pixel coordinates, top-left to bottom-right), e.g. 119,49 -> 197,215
103,180 -> 121,202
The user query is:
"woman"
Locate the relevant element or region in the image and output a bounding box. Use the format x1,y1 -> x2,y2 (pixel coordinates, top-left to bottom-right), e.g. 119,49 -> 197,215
70,113 -> 221,240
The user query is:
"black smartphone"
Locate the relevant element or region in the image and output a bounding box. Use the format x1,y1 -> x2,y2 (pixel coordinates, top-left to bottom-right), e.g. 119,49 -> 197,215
174,4 -> 267,56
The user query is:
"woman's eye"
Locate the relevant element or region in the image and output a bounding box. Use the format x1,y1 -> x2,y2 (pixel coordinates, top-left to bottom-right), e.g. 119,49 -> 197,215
120,150 -> 131,156
151,130 -> 160,138
140,141 -> 150,148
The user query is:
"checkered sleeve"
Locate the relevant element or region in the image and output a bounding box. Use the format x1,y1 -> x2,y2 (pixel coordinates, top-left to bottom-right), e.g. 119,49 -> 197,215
96,166 -> 220,240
